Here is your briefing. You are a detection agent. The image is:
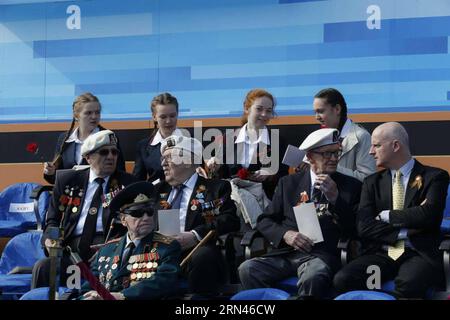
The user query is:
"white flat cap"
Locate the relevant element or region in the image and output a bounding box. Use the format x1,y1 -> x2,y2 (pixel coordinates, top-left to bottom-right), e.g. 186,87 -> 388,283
160,135 -> 203,159
81,130 -> 118,156
299,128 -> 339,151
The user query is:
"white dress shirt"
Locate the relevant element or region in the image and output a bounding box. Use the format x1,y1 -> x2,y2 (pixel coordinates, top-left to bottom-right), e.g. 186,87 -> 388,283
379,158 -> 415,241
65,127 -> 100,165
234,123 -> 270,168
150,128 -> 184,146
73,170 -> 110,236
167,173 -> 198,234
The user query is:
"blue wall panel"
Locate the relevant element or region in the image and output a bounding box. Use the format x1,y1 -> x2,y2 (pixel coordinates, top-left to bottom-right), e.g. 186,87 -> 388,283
1,0 -> 450,123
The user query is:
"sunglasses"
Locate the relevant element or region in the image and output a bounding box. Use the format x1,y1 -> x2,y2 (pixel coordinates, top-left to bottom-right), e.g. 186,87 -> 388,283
96,148 -> 119,156
123,209 -> 154,218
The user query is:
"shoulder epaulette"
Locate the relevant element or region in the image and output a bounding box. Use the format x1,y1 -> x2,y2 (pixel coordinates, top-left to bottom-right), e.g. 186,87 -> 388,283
153,232 -> 176,245
89,237 -> 121,252
105,237 -> 121,245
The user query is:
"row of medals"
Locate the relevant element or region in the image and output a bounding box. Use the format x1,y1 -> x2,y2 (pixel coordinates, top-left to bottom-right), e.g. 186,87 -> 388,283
60,187 -> 84,213
98,256 -> 115,288
97,252 -> 160,287
128,251 -> 159,282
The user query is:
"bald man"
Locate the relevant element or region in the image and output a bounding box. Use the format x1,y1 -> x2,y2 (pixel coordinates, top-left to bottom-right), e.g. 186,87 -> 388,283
333,122 -> 449,299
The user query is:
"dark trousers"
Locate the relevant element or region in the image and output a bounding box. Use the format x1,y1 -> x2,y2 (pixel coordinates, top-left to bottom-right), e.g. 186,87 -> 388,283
31,254 -> 74,289
238,251 -> 335,299
333,249 -> 442,299
182,244 -> 227,295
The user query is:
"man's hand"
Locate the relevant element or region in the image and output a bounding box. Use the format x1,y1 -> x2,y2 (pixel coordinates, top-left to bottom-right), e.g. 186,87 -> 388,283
315,174 -> 338,204
174,232 -> 198,250
44,238 -> 57,251
83,290 -> 103,300
110,292 -> 126,300
283,230 -> 314,252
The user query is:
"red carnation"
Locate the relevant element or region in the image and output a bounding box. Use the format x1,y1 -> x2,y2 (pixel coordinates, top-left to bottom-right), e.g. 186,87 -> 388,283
237,168 -> 249,180
26,142 -> 39,154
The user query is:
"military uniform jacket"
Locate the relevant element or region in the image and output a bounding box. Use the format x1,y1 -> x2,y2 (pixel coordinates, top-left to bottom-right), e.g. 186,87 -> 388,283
257,169 -> 362,271
42,168 -> 137,250
357,160 -> 449,270
81,232 -> 181,300
155,176 -> 240,238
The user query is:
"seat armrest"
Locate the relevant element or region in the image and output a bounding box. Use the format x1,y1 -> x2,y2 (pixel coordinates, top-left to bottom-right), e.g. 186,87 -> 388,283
30,185 -> 53,231
439,238 -> 450,251
439,238 -> 450,292
30,185 -> 53,200
337,238 -> 350,250
7,266 -> 33,275
240,230 -> 262,247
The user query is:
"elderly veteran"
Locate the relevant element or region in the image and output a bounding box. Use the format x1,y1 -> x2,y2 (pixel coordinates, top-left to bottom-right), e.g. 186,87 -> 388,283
32,130 -> 137,288
155,135 -> 239,296
238,128 -> 362,299
333,122 -> 449,299
79,181 -> 181,300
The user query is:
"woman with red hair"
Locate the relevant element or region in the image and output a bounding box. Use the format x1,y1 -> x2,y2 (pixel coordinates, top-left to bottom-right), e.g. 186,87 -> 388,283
208,89 -> 288,200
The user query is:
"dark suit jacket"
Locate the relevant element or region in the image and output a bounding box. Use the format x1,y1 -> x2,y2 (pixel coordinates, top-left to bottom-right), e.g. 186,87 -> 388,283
43,126 -> 126,184
357,160 -> 449,269
132,137 -> 165,183
155,175 -> 240,238
215,127 -> 289,199
256,169 -> 362,271
80,232 -> 181,300
43,168 -> 137,251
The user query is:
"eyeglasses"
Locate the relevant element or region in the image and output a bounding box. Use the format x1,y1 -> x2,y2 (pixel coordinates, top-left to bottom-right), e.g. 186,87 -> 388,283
96,148 -> 119,156
310,150 -> 342,159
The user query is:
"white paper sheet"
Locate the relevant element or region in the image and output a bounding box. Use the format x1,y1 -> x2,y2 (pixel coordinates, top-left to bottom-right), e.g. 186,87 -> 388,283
282,144 -> 305,168
72,164 -> 90,171
157,209 -> 180,236
293,202 -> 324,244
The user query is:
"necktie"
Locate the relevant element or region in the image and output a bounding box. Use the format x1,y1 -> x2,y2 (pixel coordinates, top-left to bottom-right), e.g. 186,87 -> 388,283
170,184 -> 185,209
312,187 -> 325,204
79,177 -> 105,261
388,171 -> 405,260
121,242 -> 135,267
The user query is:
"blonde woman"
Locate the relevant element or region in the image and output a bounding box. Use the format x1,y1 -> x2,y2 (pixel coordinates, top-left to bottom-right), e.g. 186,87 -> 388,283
43,92 -> 125,184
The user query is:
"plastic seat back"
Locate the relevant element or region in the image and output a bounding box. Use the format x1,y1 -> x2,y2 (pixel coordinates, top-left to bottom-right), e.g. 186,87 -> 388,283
0,232 -> 45,275
231,288 -> 290,300
0,183 -> 50,234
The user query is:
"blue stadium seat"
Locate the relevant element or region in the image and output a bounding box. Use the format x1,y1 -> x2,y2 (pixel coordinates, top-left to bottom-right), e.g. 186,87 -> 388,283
231,288 -> 290,300
19,287 -> 69,300
0,231 -> 45,299
275,276 -> 298,295
335,290 -> 396,300
0,183 -> 50,237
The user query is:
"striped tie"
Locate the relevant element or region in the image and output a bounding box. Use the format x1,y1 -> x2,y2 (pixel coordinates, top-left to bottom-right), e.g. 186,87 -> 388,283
388,170 -> 405,260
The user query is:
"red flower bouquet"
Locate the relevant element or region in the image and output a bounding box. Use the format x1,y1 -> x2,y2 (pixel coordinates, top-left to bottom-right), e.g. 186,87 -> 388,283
237,168 -> 249,180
